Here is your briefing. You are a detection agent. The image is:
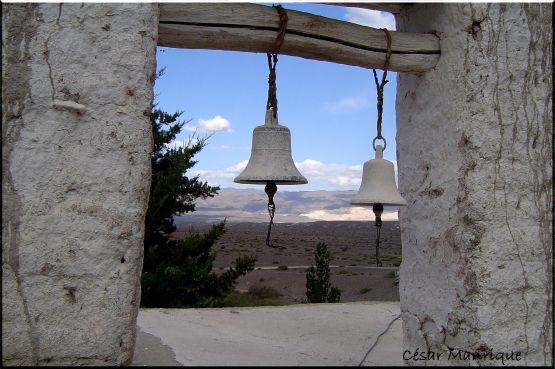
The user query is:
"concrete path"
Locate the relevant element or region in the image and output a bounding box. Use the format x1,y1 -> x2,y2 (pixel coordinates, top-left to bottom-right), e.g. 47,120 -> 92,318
131,301 -> 404,366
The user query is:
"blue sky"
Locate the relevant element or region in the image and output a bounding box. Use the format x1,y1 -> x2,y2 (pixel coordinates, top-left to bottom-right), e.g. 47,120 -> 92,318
154,3 -> 397,191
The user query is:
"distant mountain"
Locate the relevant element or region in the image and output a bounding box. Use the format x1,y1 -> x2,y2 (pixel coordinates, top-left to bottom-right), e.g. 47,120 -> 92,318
176,188 -> 400,223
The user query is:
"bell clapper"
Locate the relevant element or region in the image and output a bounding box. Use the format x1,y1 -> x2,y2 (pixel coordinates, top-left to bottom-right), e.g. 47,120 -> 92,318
373,203 -> 384,267
265,181 -> 283,248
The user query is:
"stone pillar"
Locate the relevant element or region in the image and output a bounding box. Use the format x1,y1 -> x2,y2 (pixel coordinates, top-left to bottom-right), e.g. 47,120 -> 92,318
2,3 -> 158,365
395,3 -> 552,366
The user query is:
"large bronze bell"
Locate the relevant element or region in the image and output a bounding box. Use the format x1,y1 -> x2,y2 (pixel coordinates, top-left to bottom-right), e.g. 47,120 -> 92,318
234,108 -> 307,185
234,108 -> 306,248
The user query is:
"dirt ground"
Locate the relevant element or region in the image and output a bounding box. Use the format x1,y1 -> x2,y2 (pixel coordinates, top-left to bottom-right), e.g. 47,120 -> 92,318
172,220 -> 402,304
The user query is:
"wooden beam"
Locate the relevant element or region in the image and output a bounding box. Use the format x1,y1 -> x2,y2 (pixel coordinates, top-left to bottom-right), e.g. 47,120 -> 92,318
158,3 -> 439,72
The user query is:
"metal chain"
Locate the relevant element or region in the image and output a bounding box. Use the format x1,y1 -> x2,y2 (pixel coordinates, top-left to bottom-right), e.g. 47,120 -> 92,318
266,4 -> 288,119
266,195 -> 285,249
264,182 -> 284,249
266,54 -> 278,117
266,201 -> 276,247
263,6 -> 287,248
371,28 -> 392,151
375,223 -> 382,267
372,203 -> 384,267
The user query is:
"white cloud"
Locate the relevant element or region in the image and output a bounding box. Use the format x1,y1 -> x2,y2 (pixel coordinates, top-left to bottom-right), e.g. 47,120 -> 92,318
344,8 -> 396,30
328,176 -> 361,187
296,159 -> 399,189
208,145 -> 232,151
295,159 -> 326,174
200,115 -> 232,132
185,115 -> 232,133
295,159 -> 363,189
166,137 -> 199,149
183,124 -> 196,133
227,160 -> 249,172
193,160 -> 248,180
192,158 -> 399,191
301,207 -> 398,221
323,96 -> 368,113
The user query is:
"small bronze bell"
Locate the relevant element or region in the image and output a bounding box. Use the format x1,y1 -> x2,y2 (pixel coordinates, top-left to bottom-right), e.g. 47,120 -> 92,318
352,144 -> 406,267
351,145 -> 406,207
354,27 -> 404,267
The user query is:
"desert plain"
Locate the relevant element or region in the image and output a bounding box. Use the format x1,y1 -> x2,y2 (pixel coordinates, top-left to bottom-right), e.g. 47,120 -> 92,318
172,219 -> 402,304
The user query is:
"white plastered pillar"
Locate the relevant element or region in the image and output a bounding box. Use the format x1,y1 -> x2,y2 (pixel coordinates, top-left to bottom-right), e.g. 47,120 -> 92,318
395,3 -> 552,366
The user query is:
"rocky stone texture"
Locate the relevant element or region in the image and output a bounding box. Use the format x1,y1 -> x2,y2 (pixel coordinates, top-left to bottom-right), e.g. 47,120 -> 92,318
395,3 -> 552,366
2,3 -> 158,365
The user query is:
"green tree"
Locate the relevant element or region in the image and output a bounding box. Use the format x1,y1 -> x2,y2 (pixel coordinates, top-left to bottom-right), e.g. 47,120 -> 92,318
305,242 -> 341,303
141,106 -> 256,308
143,108 -> 217,255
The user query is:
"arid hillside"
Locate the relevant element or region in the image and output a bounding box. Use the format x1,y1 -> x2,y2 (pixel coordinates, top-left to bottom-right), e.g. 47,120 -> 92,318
177,188 -> 400,223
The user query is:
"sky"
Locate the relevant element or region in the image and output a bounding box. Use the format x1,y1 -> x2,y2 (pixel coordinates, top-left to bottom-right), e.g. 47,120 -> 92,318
154,3 -> 397,192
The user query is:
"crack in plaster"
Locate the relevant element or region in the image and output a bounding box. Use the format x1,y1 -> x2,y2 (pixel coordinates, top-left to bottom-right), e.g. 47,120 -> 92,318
357,314 -> 401,366
2,4 -> 41,365
503,183 -> 530,363
522,4 -> 553,364
43,39 -> 55,102
16,276 -> 39,365
463,4 -> 538,363
473,4 -> 551,364
491,5 -> 531,363
43,4 -> 63,102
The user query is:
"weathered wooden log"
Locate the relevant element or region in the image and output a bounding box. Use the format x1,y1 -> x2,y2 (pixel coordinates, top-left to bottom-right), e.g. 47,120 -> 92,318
158,3 -> 439,72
